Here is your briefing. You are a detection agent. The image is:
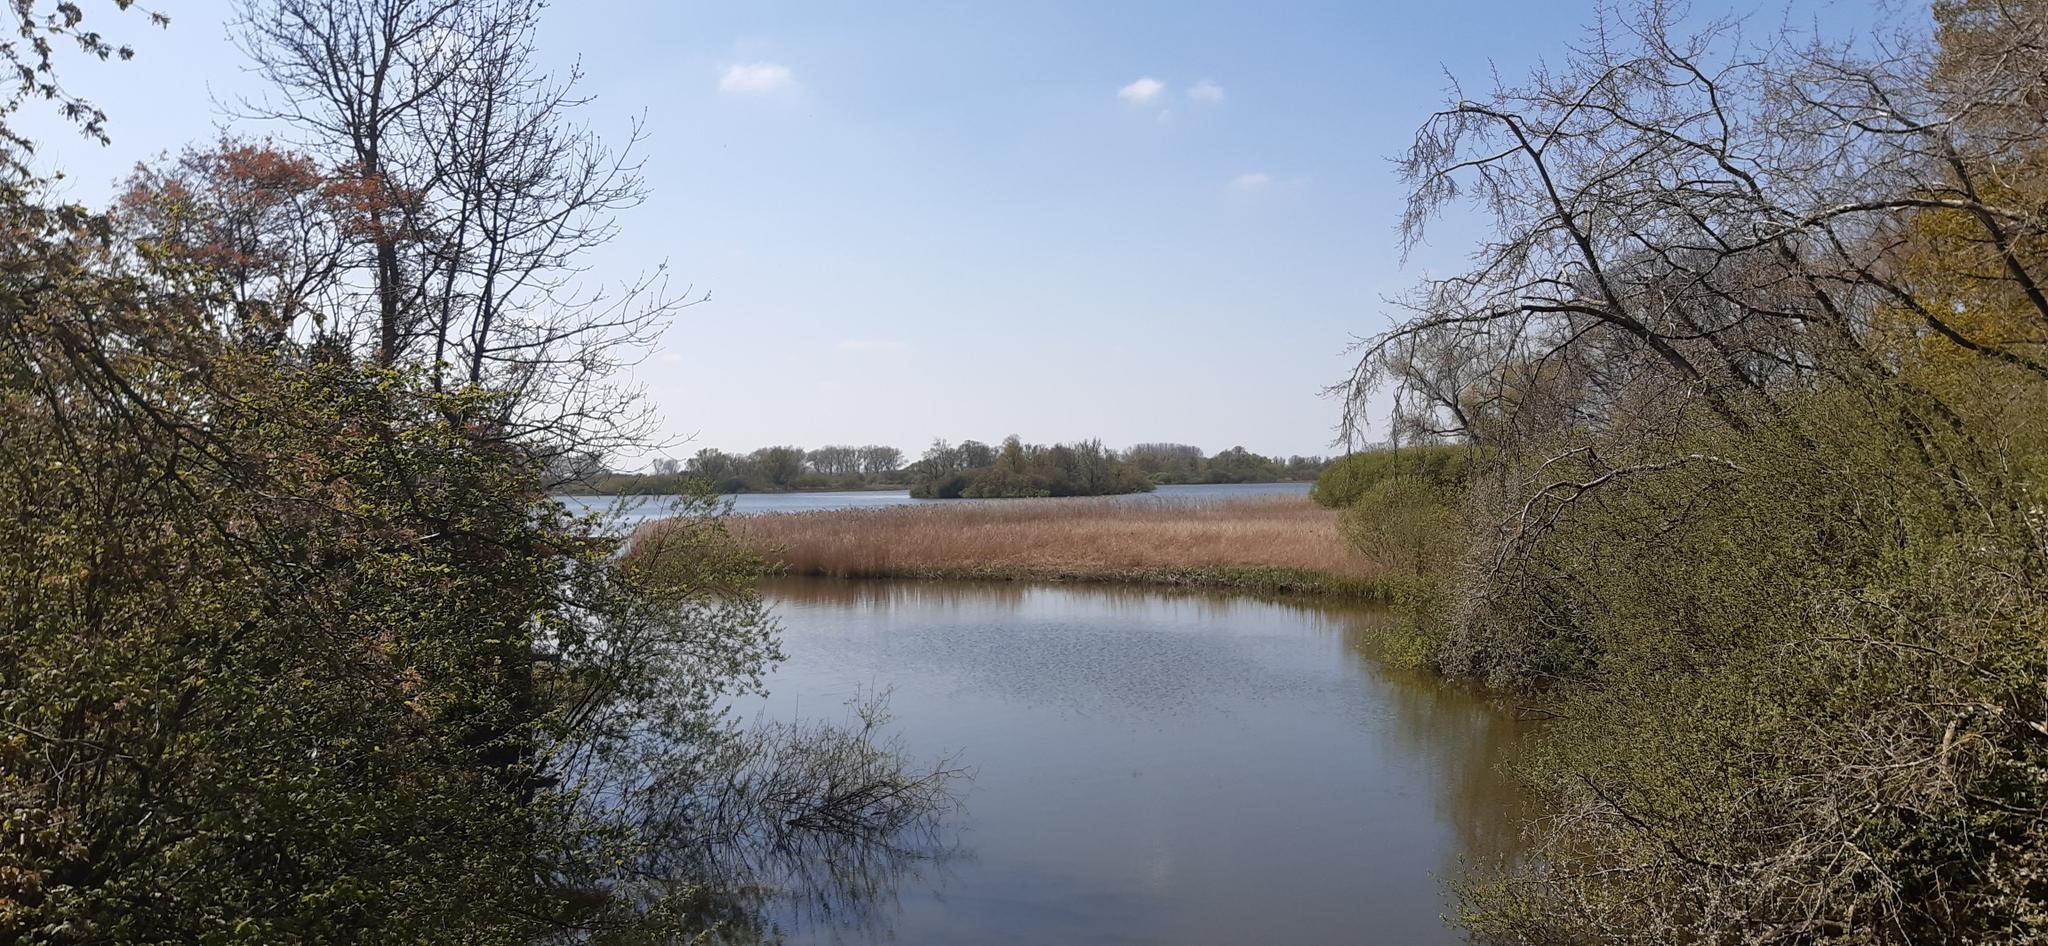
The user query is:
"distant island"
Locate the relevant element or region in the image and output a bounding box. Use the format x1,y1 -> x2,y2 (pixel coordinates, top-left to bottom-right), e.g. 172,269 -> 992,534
554,438 -> 1330,498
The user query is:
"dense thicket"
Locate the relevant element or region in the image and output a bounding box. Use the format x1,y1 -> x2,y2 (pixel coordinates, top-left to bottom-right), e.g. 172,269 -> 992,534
0,3 -> 953,942
1308,444 -> 1478,507
1120,442 -> 1328,484
908,436 -> 1155,498
1335,2 -> 2048,941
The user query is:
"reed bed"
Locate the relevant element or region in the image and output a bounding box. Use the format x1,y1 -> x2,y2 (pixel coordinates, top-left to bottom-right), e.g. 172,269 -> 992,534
638,495 -> 1399,599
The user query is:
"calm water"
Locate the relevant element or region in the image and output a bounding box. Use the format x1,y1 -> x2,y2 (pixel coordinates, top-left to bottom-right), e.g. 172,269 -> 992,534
559,481 -> 1314,528
747,578 -> 1526,945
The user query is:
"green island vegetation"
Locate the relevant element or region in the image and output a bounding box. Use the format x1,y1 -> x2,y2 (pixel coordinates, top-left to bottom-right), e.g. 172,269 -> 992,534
1118,442 -> 1329,484
907,436 -> 1325,498
1309,1 -> 2048,940
0,4 -> 956,944
909,436 -> 1155,498
557,441 -> 1327,497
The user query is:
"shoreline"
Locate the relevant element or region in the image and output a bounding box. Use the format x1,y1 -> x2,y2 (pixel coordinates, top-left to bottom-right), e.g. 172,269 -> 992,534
757,561 -> 1411,602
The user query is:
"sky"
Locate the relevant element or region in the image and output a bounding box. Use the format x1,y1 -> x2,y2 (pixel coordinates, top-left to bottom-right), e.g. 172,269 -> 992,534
18,0 -> 1872,462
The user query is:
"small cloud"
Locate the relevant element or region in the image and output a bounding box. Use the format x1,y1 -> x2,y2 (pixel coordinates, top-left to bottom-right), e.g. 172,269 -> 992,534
1118,76 -> 1165,105
720,62 -> 797,95
1188,80 -> 1224,102
836,339 -> 908,353
1229,172 -> 1273,191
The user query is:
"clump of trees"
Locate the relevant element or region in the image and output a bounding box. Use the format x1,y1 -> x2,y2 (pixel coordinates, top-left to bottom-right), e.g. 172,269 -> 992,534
0,3 -> 956,943
908,436 -> 1155,498
561,441 -> 1322,497
1121,443 -> 1329,483
561,444 -> 910,494
1335,1 -> 2048,941
687,444 -> 907,492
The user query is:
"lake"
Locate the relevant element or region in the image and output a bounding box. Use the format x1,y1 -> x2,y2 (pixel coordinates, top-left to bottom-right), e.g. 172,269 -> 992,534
745,577 -> 1527,945
559,481 -> 1315,528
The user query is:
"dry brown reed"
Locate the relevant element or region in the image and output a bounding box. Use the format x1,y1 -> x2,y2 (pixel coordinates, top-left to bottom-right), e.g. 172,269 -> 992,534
637,495 -> 1389,593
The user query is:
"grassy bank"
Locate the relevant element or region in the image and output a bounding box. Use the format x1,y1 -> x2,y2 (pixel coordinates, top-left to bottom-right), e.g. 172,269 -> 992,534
635,495 -> 1410,601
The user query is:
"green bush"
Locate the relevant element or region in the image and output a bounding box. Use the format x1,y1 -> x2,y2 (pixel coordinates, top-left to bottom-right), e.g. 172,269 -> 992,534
1447,378 -> 2048,942
1341,475 -> 1462,578
1311,445 -> 1478,507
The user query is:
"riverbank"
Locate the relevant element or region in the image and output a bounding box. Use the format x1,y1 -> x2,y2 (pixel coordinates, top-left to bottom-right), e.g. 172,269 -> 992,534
635,495 -> 1410,601
557,481 -> 912,497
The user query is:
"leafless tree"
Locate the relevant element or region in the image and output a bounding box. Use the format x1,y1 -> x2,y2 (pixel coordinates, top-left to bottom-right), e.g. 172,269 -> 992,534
230,0 -> 692,454
1339,0 -> 2048,537
1342,3 -> 2048,941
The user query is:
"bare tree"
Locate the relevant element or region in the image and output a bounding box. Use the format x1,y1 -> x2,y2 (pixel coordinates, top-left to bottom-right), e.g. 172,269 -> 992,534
1344,3 -> 2048,941
856,444 -> 903,476
1339,0 -> 2048,531
230,0 -> 690,453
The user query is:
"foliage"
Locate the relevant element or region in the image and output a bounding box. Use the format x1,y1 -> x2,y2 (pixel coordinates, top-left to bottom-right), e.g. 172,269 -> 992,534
0,4 -> 960,942
1337,1 -> 2048,941
1451,376 -> 2048,943
1310,444 -> 1477,507
558,443 -> 913,495
1122,442 -> 1328,484
907,435 -> 1154,498
1340,475 -> 1462,578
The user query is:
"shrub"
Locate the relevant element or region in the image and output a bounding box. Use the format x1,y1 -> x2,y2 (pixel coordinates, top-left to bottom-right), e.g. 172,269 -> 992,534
1311,445 -> 1478,507
1341,475 -> 1462,578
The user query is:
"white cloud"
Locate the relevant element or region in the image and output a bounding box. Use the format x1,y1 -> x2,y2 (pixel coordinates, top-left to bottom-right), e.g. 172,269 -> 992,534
720,62 -> 797,95
1229,172 -> 1273,191
836,339 -> 908,353
1188,80 -> 1225,102
1117,76 -> 1165,105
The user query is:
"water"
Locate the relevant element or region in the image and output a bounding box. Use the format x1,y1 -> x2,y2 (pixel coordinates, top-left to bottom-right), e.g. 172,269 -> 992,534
559,481 -> 1314,528
747,578 -> 1526,945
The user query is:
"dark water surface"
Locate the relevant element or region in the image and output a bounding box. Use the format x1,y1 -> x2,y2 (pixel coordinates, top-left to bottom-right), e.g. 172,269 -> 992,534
560,481 -> 1314,527
747,578 -> 1526,946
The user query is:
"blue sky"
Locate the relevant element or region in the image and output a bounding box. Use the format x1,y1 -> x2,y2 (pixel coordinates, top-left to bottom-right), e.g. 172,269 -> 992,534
21,1 -> 1866,460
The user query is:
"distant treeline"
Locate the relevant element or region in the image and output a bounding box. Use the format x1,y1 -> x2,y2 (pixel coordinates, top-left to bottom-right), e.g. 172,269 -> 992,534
557,440 -> 1330,497
909,438 -> 1329,499
559,445 -> 913,494
1120,442 -> 1328,485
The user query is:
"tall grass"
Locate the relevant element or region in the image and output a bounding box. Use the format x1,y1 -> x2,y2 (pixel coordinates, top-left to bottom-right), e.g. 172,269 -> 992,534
637,495 -> 1404,599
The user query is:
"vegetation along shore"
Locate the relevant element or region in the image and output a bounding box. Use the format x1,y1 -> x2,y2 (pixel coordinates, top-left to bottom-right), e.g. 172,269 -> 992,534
560,437 -> 1330,497
632,471 -> 1451,603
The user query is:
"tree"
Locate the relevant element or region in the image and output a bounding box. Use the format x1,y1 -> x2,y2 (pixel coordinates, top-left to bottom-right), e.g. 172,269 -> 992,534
857,444 -> 903,476
1122,442 -> 1204,481
0,6 -> 955,943
116,138 -> 348,345
747,445 -> 805,489
1203,445 -> 1279,483
1341,3 -> 2048,941
229,0 -> 681,454
805,444 -> 860,477
956,439 -> 997,469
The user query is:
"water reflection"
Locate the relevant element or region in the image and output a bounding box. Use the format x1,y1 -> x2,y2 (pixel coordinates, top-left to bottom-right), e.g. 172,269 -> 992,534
747,577 -> 1528,945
